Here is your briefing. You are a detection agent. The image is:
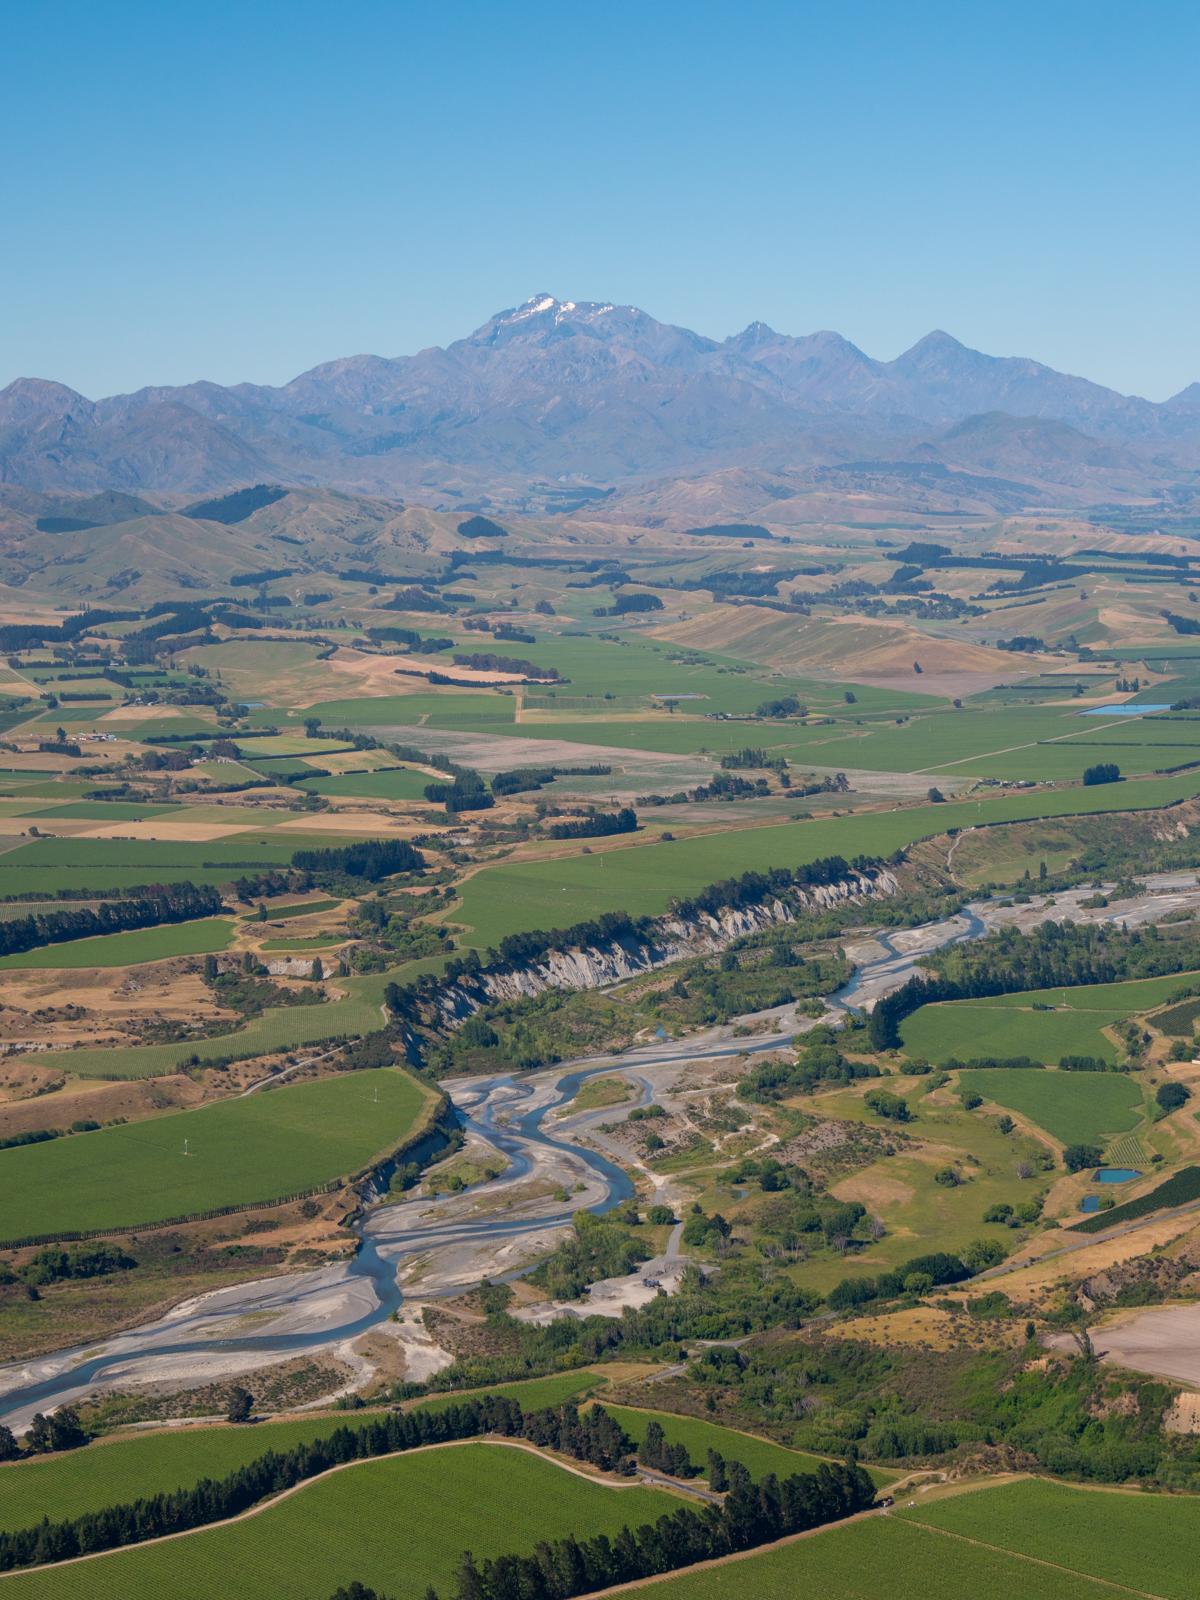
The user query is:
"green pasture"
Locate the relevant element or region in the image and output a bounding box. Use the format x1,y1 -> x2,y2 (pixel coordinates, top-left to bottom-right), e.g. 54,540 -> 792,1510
0,833 -> 364,898
0,917 -> 235,969
23,802 -> 182,821
956,1068 -> 1145,1146
628,1514 -> 1112,1600
297,767 -> 436,801
414,1371 -> 610,1418
0,837 -> 303,871
453,771 -> 1200,948
901,970 -> 1200,1065
900,1004 -> 1122,1065
0,1067 -> 428,1239
0,1443 -> 677,1600
0,868 -> 246,897
48,969 -> 394,1079
896,1477 -> 1200,1599
260,936 -> 344,949
250,694 -> 513,730
243,758 -> 324,779
0,779 -> 91,798
759,705 -> 1200,782
0,1375 -> 607,1531
955,972 -> 1200,1013
243,898 -> 342,921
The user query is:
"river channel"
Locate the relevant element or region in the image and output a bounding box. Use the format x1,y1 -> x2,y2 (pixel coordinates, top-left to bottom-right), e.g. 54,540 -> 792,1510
4,869 -> 1199,1425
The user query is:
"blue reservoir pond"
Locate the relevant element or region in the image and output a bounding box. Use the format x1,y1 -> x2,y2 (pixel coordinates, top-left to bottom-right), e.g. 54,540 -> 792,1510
1081,1169 -> 1142,1212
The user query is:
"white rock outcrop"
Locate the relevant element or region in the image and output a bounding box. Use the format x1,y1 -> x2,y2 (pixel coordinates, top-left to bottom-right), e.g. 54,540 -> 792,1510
436,869 -> 898,1022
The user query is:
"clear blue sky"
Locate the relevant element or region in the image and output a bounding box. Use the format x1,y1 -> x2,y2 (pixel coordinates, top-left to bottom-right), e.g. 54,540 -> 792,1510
2,0 -> 1196,402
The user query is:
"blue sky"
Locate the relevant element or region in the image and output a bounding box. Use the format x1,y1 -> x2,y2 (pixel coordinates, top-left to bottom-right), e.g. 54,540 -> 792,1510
2,0 -> 1196,401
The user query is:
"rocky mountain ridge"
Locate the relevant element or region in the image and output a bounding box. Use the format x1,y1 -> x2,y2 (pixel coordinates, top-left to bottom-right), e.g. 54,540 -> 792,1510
3,297 -> 1198,509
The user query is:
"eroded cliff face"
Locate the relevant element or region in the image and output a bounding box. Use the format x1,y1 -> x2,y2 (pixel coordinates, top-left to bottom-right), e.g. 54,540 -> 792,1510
434,869 -> 898,1023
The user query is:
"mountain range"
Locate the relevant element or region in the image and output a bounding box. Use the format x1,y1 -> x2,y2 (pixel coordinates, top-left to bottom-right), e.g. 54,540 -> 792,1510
3,295 -> 1199,518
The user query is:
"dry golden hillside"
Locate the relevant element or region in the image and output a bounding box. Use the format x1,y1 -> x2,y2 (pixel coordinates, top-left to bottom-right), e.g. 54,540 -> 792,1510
652,606 -> 1019,676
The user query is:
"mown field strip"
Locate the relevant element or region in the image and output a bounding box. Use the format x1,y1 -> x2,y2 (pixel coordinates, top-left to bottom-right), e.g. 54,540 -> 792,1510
900,1005 -> 1124,1065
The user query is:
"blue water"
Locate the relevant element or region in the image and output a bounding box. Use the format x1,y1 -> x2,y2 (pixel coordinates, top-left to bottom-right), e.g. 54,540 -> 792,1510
0,1068 -> 637,1423
1081,705 -> 1171,716
0,893 -> 1014,1423
1081,1196 -> 1101,1212
1095,1168 -> 1141,1183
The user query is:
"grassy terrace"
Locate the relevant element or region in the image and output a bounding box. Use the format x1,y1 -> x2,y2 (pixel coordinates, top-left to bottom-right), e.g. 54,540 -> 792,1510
454,771 -> 1200,948
601,1405 -> 892,1486
0,1067 -> 431,1239
901,971 -> 1200,1067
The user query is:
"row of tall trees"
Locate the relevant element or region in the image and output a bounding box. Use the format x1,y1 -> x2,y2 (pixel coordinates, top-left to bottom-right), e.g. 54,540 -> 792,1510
0,882 -> 222,958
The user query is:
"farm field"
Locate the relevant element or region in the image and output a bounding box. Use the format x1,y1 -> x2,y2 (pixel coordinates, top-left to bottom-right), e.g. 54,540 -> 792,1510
0,1375 -> 617,1531
258,693 -> 515,730
22,802 -> 183,821
297,767 -> 437,801
0,832 -> 381,899
244,898 -> 343,921
453,771 -> 1200,948
0,917 -> 235,969
0,1066 -> 429,1239
896,1477 -> 1200,1599
414,1371 -> 614,1418
900,1003 -> 1123,1065
0,1384 -> 600,1532
0,1441 -> 677,1600
956,1068 -> 1145,1145
616,1512 -> 1114,1600
953,973 -> 1200,1013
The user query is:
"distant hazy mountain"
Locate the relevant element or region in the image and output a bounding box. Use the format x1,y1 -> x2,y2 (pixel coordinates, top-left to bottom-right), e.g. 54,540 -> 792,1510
2,295 -> 1198,501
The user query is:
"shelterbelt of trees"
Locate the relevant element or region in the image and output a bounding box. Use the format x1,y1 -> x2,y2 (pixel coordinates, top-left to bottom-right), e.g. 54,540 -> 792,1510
0,882 -> 222,959
0,1395 -> 874,1578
